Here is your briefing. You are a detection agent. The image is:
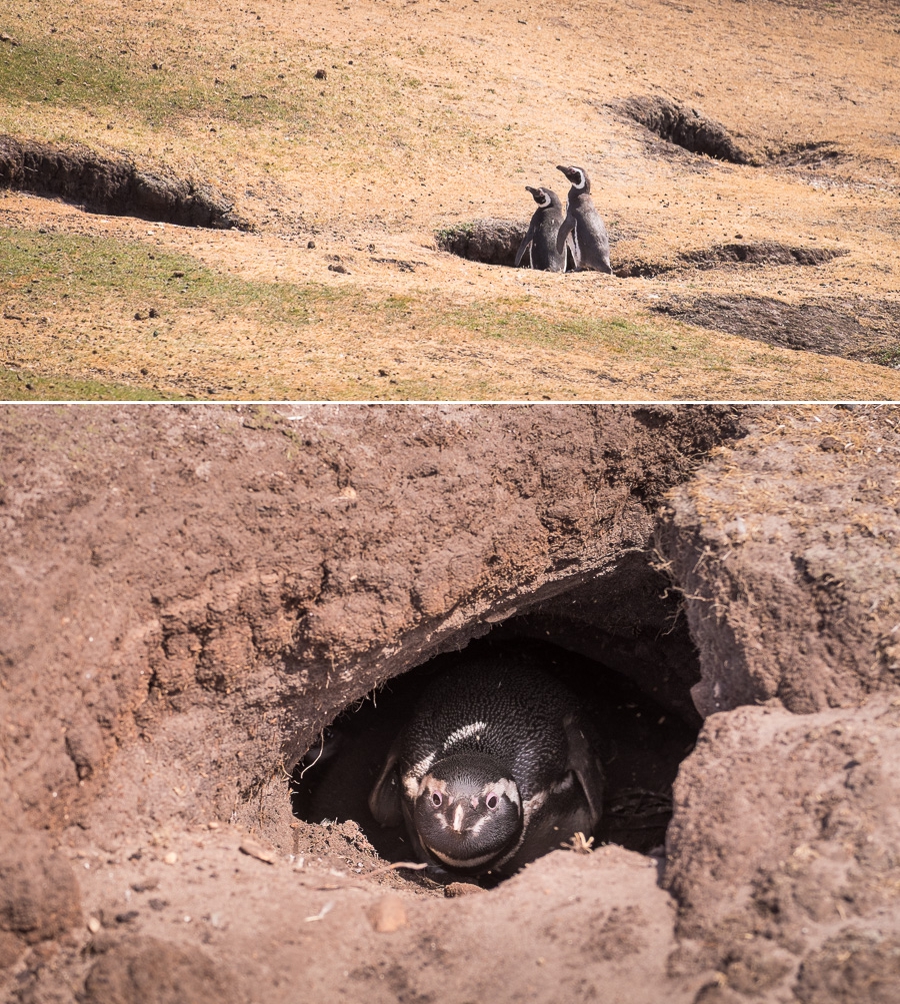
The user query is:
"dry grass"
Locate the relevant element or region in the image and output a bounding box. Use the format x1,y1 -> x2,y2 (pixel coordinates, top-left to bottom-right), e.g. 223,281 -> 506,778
1,0 -> 899,400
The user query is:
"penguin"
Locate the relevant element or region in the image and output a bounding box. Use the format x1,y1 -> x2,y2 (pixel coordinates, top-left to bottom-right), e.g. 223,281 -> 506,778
514,186 -> 571,272
556,165 -> 613,274
367,656 -> 604,877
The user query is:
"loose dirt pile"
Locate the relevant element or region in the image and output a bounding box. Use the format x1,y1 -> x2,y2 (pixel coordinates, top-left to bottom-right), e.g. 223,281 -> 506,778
3,404 -> 900,1003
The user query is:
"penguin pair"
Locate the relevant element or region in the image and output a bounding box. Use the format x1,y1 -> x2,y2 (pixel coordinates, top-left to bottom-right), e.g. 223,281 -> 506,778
515,165 -> 612,274
368,655 -> 604,877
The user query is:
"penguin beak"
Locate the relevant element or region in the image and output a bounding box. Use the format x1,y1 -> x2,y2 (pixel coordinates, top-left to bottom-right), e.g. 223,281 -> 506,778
556,164 -> 573,179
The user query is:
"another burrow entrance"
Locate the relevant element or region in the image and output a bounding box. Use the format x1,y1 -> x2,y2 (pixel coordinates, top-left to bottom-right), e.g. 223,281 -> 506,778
292,554 -> 701,882
0,135 -> 251,229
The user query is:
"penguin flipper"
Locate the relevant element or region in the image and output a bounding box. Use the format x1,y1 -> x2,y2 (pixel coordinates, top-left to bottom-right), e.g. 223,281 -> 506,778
556,214 -> 575,256
563,717 -> 605,832
514,223 -> 536,268
367,744 -> 404,827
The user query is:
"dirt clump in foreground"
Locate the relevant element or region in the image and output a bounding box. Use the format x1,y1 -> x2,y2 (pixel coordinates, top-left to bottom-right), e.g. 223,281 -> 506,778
3,404 -> 900,1003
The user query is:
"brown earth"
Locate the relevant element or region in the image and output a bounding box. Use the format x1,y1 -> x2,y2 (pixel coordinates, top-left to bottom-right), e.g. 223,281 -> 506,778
1,0 -> 899,399
3,403 -> 900,1003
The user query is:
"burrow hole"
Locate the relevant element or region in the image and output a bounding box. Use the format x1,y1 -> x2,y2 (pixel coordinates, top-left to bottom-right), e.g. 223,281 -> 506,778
292,564 -> 702,884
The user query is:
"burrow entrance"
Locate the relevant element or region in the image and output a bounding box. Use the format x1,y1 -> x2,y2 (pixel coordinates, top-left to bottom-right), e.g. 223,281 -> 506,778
0,134 -> 251,229
292,553 -> 701,883
435,221 -> 847,279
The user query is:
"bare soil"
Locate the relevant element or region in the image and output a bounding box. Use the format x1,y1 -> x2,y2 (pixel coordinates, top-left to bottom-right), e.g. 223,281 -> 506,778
3,404 -> 900,1004
0,0 -> 899,399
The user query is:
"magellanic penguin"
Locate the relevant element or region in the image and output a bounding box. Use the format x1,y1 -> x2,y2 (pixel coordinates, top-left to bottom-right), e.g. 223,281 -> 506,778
514,186 -> 572,272
556,165 -> 612,274
368,658 -> 604,877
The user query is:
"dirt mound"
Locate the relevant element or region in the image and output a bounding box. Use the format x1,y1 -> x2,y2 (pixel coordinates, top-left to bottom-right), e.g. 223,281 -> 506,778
652,295 -> 900,366
0,135 -> 251,230
616,242 -> 848,278
0,830 -> 82,972
680,243 -> 848,269
83,937 -> 242,1004
769,141 -> 847,170
614,95 -> 753,164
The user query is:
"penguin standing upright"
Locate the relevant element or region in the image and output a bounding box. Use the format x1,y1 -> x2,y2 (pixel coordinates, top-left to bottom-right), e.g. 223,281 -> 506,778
556,165 -> 612,274
368,654 -> 604,877
514,186 -> 571,272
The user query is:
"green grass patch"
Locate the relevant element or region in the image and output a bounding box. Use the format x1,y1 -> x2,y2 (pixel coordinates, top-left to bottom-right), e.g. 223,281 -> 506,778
441,299 -> 709,362
0,30 -> 506,162
0,365 -> 180,401
0,226 -> 350,321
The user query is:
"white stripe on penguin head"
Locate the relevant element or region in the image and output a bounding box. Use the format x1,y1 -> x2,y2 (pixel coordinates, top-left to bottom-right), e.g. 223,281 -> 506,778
573,169 -> 585,190
538,190 -> 551,208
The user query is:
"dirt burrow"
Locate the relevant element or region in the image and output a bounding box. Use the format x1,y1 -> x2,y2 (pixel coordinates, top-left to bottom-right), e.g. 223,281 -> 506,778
0,135 -> 250,230
3,403 -> 900,1003
652,296 -> 900,367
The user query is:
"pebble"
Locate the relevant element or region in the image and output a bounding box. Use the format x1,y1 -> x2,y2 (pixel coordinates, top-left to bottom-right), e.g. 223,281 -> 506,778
239,837 -> 277,864
366,894 -> 407,933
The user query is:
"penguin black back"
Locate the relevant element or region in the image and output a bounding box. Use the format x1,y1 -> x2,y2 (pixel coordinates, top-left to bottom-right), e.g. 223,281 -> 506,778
515,185 -> 569,272
556,164 -> 612,274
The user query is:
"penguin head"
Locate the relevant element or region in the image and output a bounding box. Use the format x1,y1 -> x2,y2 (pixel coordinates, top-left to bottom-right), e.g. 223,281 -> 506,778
412,752 -> 522,873
525,185 -> 558,210
556,165 -> 590,193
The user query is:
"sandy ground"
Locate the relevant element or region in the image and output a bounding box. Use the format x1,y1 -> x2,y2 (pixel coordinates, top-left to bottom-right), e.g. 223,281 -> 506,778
0,0 -> 899,399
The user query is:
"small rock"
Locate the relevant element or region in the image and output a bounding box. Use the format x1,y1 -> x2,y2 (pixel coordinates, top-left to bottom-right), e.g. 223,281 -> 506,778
130,879 -> 159,893
147,898 -> 169,911
87,917 -> 102,934
819,435 -> 844,452
328,263 -> 348,274
366,894 -> 407,933
314,68 -> 327,80
163,852 -> 178,865
444,881 -> 484,898
307,240 -> 316,249
239,837 -> 277,864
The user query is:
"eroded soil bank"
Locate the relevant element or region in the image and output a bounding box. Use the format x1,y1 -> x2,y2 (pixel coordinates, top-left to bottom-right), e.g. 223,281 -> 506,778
2,404 -> 900,1003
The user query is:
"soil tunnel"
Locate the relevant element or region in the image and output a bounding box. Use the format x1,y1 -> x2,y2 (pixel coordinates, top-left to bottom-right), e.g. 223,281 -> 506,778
291,548 -> 703,880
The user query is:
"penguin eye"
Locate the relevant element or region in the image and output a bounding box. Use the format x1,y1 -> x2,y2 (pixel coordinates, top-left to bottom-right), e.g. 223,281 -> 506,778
486,794 -> 499,811
431,791 -> 442,807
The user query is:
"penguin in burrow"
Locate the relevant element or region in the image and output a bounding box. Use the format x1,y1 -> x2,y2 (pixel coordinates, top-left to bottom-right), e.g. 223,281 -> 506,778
367,655 -> 604,877
556,165 -> 613,274
514,186 -> 573,272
